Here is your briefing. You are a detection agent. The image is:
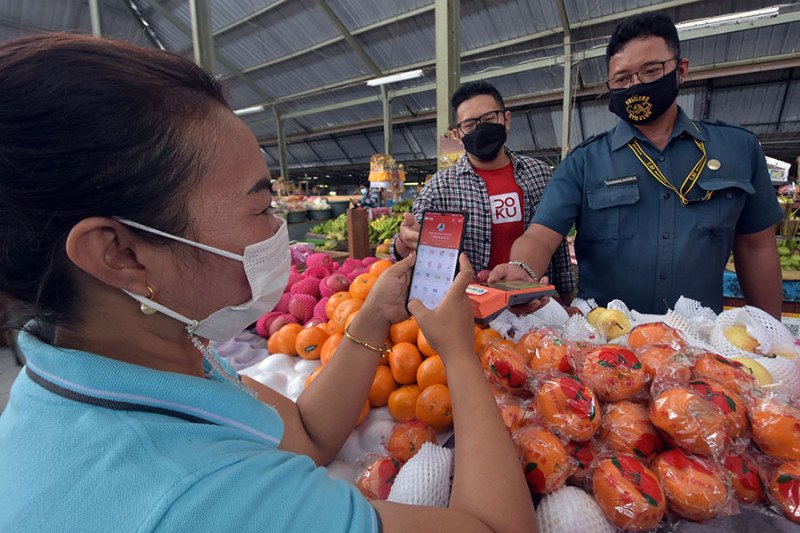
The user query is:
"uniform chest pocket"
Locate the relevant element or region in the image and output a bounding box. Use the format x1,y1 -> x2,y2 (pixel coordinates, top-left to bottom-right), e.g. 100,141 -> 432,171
695,176 -> 754,233
581,184 -> 640,241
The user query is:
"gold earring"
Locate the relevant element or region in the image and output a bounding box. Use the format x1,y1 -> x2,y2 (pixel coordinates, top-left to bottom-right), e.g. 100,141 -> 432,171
140,286 -> 158,315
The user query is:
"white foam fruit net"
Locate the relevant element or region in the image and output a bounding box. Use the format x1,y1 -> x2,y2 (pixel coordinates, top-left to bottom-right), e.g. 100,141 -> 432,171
711,307 -> 798,359
387,443 -> 453,507
536,486 -> 615,533
756,356 -> 800,396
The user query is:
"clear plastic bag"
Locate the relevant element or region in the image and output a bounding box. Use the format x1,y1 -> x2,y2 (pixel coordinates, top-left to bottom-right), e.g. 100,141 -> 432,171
591,453 -> 667,531
651,448 -> 737,522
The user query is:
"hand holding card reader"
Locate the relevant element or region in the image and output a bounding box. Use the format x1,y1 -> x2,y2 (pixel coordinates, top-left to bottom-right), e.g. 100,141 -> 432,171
467,280 -> 558,323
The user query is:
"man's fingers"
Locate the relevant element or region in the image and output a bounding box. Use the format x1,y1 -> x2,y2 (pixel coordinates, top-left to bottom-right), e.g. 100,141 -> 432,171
487,264 -> 508,284
401,212 -> 418,228
508,296 -> 550,316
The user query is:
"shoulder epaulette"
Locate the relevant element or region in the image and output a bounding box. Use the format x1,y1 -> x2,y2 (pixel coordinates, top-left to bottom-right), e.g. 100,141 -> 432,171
700,119 -> 755,136
573,130 -> 609,150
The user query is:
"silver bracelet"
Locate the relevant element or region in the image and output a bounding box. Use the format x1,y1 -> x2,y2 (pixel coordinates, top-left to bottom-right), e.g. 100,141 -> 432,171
508,261 -> 540,282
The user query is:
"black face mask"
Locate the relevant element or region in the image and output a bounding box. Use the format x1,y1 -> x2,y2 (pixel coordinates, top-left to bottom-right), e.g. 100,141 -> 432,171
461,122 -> 507,161
608,69 -> 679,125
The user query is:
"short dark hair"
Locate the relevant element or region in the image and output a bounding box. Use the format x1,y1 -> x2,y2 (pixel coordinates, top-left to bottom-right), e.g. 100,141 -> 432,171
450,81 -> 505,122
606,13 -> 680,66
0,33 -> 228,329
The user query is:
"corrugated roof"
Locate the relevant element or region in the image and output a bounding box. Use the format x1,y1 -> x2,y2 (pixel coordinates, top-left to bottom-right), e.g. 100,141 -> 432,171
0,0 -> 797,173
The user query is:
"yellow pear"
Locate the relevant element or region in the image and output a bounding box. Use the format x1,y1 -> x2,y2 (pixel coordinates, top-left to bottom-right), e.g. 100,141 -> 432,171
724,325 -> 759,353
587,307 -> 631,340
731,357 -> 773,386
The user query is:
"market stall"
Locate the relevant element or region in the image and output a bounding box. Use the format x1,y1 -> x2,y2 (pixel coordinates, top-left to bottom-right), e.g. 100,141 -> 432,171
214,245 -> 800,532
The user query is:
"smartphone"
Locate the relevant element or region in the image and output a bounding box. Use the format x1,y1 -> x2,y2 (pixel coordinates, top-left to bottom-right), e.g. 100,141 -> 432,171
407,210 -> 467,309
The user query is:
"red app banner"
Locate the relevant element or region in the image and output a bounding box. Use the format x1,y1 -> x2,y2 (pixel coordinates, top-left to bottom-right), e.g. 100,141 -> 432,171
419,212 -> 464,249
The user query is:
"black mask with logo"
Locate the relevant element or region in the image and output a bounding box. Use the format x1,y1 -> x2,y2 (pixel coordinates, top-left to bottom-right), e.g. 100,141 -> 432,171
608,68 -> 679,125
461,122 -> 507,161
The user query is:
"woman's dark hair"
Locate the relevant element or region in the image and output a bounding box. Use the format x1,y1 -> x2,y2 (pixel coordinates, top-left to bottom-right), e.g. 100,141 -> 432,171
450,80 -> 505,123
606,13 -> 680,65
0,33 -> 228,329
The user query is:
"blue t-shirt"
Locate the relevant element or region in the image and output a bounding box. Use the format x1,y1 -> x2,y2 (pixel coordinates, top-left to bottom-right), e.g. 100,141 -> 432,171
0,331 -> 379,532
533,107 -> 783,313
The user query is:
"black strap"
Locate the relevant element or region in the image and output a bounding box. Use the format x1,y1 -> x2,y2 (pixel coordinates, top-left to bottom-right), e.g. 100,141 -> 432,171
26,367 -> 217,426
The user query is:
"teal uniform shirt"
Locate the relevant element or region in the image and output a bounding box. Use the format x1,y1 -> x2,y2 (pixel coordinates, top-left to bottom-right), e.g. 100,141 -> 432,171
534,107 -> 782,313
0,331 -> 380,532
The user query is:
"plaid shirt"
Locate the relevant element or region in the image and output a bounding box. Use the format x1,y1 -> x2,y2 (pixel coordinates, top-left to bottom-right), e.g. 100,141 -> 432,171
412,150 -> 577,295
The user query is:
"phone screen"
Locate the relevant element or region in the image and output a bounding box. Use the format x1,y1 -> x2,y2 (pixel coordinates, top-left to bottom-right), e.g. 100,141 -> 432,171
408,211 -> 466,309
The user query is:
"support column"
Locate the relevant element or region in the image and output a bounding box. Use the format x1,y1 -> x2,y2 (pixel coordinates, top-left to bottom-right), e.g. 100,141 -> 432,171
89,0 -> 103,36
190,0 -> 215,74
381,86 -> 393,155
273,108 -> 289,180
561,36 -> 572,159
435,0 -> 460,168
556,0 -> 572,160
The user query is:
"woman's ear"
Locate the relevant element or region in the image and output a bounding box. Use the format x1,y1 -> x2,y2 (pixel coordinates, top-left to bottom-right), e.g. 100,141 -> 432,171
65,217 -> 150,292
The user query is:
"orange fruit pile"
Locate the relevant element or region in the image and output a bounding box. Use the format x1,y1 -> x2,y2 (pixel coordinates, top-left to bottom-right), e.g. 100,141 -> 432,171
269,255 -> 498,433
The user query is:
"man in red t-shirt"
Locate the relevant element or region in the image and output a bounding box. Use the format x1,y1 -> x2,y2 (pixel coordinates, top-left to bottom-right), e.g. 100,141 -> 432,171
391,81 -> 575,300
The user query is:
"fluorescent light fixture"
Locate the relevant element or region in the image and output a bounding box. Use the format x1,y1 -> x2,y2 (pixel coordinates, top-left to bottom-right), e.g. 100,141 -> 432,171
233,105 -> 265,116
366,69 -> 424,87
676,6 -> 779,30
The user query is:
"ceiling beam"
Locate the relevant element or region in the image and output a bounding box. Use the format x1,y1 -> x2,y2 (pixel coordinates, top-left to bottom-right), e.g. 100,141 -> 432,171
258,52 -> 800,145
0,16 -> 44,34
138,0 -> 275,104
314,0 -> 382,76
237,0 -> 703,109
230,4 -> 433,78
177,0 -> 293,54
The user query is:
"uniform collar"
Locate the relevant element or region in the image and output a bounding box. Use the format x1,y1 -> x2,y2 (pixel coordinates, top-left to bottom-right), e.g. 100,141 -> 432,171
18,330 -> 282,446
610,106 -> 705,151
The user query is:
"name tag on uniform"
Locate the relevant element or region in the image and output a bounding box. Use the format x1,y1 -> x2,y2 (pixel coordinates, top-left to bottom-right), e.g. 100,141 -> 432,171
604,175 -> 639,187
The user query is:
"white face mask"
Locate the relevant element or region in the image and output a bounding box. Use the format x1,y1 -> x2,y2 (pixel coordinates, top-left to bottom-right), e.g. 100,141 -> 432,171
360,188 -> 368,194
116,217 -> 290,341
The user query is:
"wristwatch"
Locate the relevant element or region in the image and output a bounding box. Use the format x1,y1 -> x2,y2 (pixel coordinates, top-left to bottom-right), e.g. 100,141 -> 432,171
508,261 -> 540,282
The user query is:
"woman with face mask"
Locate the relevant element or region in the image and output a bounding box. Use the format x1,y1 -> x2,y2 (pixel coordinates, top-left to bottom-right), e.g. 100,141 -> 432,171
0,34 -> 534,532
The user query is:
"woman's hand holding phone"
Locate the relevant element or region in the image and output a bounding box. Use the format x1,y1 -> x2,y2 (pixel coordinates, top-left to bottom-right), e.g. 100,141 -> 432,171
407,254 -> 475,362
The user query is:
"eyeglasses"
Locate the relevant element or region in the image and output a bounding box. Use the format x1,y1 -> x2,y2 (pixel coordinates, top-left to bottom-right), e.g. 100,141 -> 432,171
454,110 -> 505,135
606,58 -> 679,93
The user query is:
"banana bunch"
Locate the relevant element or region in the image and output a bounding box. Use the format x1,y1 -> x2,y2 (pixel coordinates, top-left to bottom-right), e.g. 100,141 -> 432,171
369,215 -> 402,244
778,238 -> 800,272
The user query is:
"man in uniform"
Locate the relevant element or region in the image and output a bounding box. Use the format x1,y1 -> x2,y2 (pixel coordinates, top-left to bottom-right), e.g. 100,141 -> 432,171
489,13 -> 782,317
392,81 -> 576,300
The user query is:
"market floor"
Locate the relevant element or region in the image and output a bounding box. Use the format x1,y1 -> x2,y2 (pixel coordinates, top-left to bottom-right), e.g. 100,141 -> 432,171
0,346 -> 21,413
